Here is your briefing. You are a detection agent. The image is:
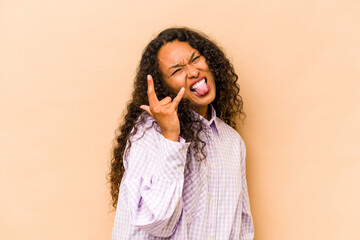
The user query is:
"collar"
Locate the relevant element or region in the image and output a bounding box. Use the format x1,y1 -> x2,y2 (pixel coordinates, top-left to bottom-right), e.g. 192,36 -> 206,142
196,105 -> 220,136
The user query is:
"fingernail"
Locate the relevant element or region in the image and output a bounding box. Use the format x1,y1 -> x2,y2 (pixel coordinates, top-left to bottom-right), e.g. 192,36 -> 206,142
147,75 -> 151,80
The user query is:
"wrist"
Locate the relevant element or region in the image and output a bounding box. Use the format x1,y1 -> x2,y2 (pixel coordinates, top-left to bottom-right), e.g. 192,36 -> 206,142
162,131 -> 180,142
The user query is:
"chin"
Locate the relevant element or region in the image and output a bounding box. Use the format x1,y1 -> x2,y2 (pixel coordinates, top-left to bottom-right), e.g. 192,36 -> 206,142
193,94 -> 216,106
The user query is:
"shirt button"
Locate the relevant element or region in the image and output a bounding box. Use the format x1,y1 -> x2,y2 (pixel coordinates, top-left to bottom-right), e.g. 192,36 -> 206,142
178,166 -> 184,172
210,198 -> 214,204
181,147 -> 187,153
208,236 -> 212,240
210,163 -> 215,169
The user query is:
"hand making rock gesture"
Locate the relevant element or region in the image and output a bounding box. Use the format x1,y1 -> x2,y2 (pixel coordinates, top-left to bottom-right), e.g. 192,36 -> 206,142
140,75 -> 185,142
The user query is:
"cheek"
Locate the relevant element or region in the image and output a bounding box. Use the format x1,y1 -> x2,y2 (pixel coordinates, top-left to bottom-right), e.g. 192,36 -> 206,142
166,77 -> 186,93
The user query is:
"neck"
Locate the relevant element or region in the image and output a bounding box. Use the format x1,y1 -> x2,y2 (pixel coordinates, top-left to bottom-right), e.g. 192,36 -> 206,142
196,105 -> 210,120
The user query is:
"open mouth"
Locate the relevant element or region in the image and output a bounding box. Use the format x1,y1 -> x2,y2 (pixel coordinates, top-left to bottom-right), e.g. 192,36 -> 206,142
190,78 -> 207,92
190,77 -> 210,96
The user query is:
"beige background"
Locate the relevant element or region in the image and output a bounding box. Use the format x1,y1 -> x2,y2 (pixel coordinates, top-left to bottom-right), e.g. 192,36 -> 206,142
1,0 -> 359,239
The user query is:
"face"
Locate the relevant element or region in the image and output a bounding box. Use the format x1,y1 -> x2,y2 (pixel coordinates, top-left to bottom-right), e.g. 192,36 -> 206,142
157,41 -> 216,113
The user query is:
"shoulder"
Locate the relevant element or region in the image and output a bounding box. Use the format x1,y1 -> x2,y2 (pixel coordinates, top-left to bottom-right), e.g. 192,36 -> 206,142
215,118 -> 243,142
122,113 -> 161,171
215,117 -> 246,156
128,113 -> 162,150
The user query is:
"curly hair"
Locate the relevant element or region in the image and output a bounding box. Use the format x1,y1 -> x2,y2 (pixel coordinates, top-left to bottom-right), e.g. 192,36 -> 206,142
109,27 -> 244,208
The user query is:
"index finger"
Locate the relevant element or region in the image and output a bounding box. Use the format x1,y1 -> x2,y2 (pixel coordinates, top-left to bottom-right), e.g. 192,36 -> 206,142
146,75 -> 159,105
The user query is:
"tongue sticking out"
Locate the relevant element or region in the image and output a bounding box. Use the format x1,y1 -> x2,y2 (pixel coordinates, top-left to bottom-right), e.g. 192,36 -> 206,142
194,82 -> 209,96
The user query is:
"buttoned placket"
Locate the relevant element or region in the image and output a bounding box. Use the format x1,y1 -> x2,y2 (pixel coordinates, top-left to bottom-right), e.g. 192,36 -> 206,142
178,146 -> 187,173
205,125 -> 218,239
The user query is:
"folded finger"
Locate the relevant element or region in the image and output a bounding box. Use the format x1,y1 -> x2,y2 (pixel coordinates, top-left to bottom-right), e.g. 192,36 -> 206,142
159,96 -> 172,105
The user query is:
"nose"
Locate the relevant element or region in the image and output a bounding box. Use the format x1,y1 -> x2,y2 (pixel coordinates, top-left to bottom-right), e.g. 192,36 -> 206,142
186,64 -> 199,78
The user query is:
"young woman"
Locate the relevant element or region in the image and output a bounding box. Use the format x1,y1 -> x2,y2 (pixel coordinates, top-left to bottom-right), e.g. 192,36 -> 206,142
110,27 -> 254,239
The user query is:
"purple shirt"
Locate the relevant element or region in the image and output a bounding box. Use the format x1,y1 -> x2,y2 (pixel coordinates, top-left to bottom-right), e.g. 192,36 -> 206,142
112,107 -> 254,239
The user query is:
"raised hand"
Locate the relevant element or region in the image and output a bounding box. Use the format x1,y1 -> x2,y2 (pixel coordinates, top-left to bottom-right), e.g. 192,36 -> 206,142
140,75 -> 185,142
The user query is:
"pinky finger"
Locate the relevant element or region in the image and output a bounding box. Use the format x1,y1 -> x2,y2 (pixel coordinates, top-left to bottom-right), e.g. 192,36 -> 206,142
172,87 -> 185,108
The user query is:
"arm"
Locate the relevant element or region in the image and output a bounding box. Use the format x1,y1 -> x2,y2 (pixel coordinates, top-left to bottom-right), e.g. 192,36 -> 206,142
123,131 -> 190,237
122,74 -> 188,237
240,139 -> 255,240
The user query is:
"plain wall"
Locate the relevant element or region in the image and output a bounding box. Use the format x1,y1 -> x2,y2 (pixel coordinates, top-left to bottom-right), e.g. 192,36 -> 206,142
1,0 -> 359,239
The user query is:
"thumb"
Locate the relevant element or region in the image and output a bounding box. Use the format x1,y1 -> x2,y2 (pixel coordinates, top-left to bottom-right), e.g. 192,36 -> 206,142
140,105 -> 153,117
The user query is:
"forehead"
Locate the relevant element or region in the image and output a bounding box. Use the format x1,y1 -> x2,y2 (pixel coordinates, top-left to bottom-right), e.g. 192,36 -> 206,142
157,41 -> 197,67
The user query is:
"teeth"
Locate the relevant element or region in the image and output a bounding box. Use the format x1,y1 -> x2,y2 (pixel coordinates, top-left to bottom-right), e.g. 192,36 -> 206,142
191,79 -> 206,90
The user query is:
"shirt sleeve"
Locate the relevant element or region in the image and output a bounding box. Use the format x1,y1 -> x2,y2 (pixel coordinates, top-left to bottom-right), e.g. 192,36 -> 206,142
122,129 -> 190,238
239,138 -> 255,240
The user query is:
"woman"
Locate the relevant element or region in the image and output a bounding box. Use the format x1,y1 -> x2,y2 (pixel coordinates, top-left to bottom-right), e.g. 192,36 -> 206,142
110,27 -> 254,239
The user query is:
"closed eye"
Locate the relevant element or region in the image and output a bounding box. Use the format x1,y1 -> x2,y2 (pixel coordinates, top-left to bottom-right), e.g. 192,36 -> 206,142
192,56 -> 200,62
171,68 -> 182,76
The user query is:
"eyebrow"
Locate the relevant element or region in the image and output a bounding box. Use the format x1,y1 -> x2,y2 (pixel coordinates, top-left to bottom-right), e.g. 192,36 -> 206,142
169,51 -> 197,70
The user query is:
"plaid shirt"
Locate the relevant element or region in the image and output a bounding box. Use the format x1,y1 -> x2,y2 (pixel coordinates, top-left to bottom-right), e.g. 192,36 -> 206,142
112,106 -> 254,239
